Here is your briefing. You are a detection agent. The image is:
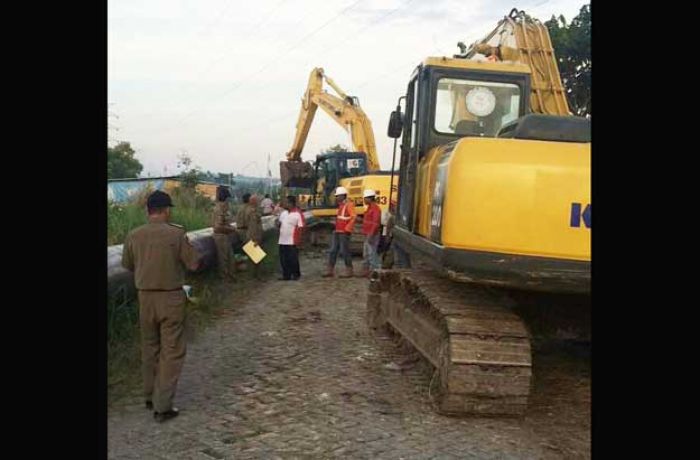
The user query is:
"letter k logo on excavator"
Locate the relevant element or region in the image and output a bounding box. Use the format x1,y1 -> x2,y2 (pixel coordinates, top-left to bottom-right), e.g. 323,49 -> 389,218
570,203 -> 591,228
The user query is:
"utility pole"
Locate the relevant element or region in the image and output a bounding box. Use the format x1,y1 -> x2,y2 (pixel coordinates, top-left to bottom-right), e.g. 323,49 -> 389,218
267,153 -> 272,196
108,103 -> 121,147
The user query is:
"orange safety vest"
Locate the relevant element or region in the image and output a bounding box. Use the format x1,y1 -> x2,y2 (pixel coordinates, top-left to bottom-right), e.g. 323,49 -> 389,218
335,200 -> 356,233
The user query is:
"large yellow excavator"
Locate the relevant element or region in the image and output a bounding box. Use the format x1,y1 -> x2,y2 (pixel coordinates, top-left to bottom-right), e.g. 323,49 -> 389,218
280,67 -> 398,247
367,9 -> 590,416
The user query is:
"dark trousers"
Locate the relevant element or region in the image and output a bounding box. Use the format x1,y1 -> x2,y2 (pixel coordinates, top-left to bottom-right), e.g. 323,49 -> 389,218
328,232 -> 352,268
279,244 -> 300,280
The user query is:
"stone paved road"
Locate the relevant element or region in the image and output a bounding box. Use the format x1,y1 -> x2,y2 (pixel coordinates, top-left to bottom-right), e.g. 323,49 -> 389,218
108,254 -> 590,459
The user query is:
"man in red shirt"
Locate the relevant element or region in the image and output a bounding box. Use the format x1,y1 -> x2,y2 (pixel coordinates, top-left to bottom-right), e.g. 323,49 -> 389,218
358,189 -> 382,278
322,186 -> 356,278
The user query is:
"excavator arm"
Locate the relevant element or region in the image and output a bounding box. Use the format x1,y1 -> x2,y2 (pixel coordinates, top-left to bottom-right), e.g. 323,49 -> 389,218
285,68 -> 380,172
285,68 -> 323,162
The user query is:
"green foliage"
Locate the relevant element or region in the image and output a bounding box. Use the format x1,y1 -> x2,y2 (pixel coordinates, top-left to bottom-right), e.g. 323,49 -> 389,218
195,170 -> 236,186
177,153 -> 201,189
545,4 -> 591,117
107,186 -> 213,246
321,143 -> 350,154
108,142 -> 143,179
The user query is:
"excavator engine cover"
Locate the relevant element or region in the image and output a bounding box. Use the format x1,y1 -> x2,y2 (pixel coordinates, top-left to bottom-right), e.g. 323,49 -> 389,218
280,161 -> 315,188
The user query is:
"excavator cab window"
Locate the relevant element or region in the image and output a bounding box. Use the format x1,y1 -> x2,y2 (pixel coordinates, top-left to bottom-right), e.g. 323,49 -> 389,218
312,155 -> 367,207
397,74 -> 420,229
312,158 -> 336,208
435,78 -> 521,138
341,157 -> 366,177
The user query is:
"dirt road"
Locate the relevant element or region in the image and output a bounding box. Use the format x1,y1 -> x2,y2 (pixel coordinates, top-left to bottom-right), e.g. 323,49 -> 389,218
108,253 -> 590,459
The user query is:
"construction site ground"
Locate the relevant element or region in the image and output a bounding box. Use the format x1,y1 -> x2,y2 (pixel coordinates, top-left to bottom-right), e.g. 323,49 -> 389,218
108,251 -> 590,459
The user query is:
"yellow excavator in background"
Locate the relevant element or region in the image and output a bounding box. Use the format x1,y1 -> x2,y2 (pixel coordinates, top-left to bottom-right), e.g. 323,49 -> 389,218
280,67 -> 398,248
367,9 -> 590,416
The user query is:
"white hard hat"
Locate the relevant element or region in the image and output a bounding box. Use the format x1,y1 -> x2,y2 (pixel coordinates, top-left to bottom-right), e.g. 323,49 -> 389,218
363,189 -> 376,198
335,186 -> 348,196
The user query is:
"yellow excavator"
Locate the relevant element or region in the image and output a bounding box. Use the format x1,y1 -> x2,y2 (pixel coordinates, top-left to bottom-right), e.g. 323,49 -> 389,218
367,9 -> 590,416
280,67 -> 398,248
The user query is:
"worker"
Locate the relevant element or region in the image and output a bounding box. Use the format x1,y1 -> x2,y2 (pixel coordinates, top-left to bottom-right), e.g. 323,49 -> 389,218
245,194 -> 264,243
273,201 -> 284,216
232,193 -> 250,270
322,186 -> 356,278
121,190 -> 202,423
212,185 -> 236,281
277,195 -> 305,281
243,194 -> 264,279
235,193 -> 250,241
261,194 -> 274,216
379,208 -> 395,268
358,189 -> 382,277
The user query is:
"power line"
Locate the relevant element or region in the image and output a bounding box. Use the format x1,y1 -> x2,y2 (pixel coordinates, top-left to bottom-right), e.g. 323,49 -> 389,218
354,61 -> 417,90
132,0 -> 291,130
193,0 -> 290,83
132,0 -> 558,144
210,0 -> 366,102
217,1 -> 421,133
160,0 -> 366,134
196,0 -> 237,39
314,0 -> 418,59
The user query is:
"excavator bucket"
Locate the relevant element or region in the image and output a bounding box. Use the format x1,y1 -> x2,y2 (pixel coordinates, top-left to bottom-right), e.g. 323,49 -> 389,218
280,160 -> 315,188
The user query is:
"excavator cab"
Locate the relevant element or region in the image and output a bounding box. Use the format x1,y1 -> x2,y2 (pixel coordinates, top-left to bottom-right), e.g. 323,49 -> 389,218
390,60 -> 530,232
310,151 -> 368,208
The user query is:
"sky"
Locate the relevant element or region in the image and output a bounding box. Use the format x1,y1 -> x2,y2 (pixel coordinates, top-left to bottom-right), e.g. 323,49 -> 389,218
108,0 -> 587,178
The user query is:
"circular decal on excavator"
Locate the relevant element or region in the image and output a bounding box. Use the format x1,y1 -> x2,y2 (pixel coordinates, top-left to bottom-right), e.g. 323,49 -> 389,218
466,87 -> 496,117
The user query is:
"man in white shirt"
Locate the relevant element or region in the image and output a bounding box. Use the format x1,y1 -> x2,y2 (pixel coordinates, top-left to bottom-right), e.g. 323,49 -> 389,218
277,195 -> 304,281
261,194 -> 274,216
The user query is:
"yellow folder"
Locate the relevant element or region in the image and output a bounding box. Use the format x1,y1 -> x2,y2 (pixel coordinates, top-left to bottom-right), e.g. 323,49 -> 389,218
242,240 -> 266,264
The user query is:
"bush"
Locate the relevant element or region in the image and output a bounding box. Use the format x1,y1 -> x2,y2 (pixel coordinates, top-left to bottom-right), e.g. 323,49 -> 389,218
107,186 -> 213,246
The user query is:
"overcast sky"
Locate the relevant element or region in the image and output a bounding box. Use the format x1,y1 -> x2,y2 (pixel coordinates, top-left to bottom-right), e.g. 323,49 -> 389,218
108,0 -> 587,178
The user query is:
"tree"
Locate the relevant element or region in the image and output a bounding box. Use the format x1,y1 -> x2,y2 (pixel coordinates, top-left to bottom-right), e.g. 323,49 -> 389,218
176,153 -> 201,189
321,144 -> 350,154
546,4 -> 591,117
108,142 -> 143,179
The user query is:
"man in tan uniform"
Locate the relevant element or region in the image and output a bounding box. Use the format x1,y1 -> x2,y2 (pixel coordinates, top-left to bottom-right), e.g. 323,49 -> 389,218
121,190 -> 202,423
212,186 -> 236,281
235,193 -> 251,243
244,194 -> 263,244
242,194 -> 264,279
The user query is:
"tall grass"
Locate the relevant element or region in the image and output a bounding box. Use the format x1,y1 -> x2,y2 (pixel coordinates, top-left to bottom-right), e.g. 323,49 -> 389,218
107,296 -> 142,401
108,186 -> 214,246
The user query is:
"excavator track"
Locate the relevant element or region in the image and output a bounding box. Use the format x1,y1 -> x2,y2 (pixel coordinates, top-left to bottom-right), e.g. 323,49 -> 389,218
367,269 -> 532,416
